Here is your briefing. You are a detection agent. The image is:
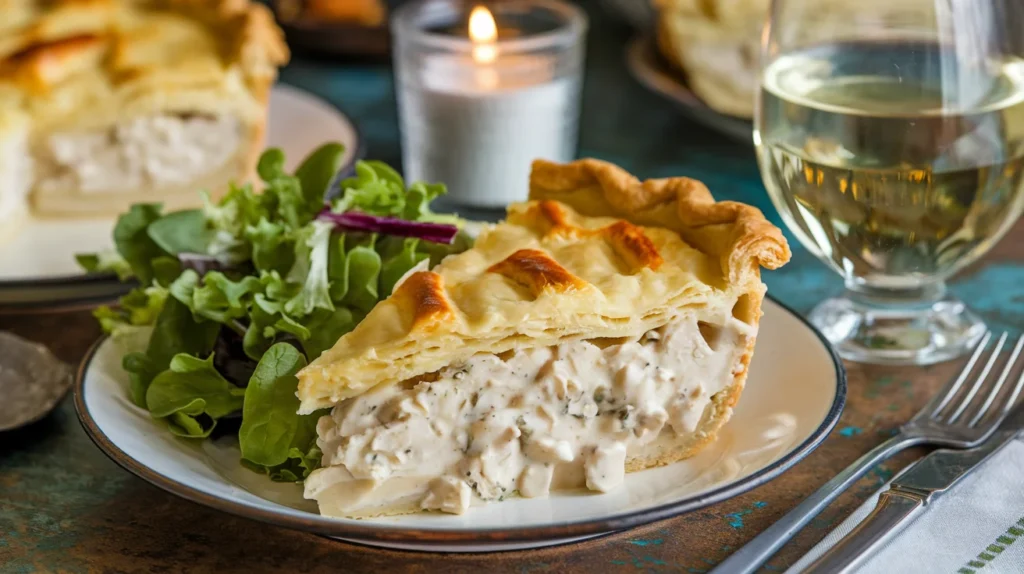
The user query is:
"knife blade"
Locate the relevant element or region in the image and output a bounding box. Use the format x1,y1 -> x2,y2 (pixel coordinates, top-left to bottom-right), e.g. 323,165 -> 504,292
801,429 -> 1023,574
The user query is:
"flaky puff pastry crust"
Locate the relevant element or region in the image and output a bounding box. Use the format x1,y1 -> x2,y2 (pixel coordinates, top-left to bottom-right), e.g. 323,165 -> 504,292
296,160 -> 790,415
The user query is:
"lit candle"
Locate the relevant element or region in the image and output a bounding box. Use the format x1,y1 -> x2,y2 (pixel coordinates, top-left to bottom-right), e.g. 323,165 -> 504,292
469,6 -> 498,67
393,0 -> 587,209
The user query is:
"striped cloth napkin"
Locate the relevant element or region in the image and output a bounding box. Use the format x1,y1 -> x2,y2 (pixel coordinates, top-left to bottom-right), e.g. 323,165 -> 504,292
788,436 -> 1024,573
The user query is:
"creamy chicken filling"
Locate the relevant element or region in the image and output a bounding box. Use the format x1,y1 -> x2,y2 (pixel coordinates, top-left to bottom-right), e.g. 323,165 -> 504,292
304,315 -> 753,516
35,114 -> 241,194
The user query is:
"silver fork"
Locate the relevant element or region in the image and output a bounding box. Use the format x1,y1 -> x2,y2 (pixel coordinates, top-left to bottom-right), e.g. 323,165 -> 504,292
714,332 -> 1024,574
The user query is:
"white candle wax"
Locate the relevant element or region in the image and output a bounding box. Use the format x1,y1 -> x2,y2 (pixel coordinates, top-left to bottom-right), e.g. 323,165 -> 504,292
400,53 -> 579,208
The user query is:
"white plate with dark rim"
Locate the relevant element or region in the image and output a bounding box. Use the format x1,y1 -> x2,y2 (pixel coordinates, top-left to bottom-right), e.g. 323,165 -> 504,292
74,296 -> 845,553
0,83 -> 364,307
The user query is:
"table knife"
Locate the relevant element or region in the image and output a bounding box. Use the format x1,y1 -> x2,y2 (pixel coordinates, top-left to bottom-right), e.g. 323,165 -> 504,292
800,429 -> 1023,574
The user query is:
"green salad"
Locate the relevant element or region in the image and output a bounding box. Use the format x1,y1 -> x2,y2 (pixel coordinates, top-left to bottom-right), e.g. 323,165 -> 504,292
80,143 -> 473,482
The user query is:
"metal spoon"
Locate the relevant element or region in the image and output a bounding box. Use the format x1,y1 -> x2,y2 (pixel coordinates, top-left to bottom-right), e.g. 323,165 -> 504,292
0,331 -> 72,431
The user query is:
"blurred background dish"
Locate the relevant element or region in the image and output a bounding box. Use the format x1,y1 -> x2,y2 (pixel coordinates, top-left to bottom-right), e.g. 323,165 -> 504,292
0,0 -> 289,220
0,84 -> 363,306
271,0 -> 396,57
621,0 -> 765,141
271,0 -> 638,59
653,0 -> 767,119
626,37 -> 751,143
289,0 -> 388,25
597,0 -> 655,31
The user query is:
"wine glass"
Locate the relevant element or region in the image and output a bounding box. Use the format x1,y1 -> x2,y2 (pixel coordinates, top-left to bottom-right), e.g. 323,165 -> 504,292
755,0 -> 1024,365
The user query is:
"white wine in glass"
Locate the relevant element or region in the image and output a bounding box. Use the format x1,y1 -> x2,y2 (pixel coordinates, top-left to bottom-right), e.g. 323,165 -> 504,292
755,1 -> 1024,364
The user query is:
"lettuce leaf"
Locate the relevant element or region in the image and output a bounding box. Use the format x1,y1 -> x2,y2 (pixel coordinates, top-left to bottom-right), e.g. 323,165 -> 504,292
340,243 -> 381,313
246,217 -> 293,274
124,297 -> 220,406
76,249 -> 133,280
147,210 -> 214,255
146,353 -> 246,438
92,285 -> 167,337
284,220 -> 335,317
333,161 -> 406,216
113,203 -> 167,284
379,237 -> 429,297
203,183 -> 265,239
238,343 -> 308,466
77,143 -> 475,485
170,270 -> 262,325
295,142 -> 346,214
238,343 -> 328,481
301,306 -> 363,360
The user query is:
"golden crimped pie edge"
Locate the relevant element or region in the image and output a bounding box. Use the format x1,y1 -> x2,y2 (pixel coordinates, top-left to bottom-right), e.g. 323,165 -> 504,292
528,158 -> 790,285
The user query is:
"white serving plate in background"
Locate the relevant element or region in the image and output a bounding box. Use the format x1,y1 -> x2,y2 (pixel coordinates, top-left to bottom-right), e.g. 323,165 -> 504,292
0,84 -> 363,305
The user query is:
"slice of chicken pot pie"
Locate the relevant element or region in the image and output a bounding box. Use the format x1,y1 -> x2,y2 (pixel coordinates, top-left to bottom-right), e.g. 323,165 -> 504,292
297,159 -> 791,518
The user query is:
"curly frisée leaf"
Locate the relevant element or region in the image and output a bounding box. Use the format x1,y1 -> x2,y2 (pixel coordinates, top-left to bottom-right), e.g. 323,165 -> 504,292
202,184 -> 265,239
333,161 -> 405,216
169,270 -> 261,325
243,291 -> 310,360
245,217 -> 293,274
284,220 -> 335,316
92,285 -> 167,338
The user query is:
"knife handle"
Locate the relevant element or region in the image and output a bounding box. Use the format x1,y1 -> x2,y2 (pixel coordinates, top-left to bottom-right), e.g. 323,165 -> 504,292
800,490 -> 926,574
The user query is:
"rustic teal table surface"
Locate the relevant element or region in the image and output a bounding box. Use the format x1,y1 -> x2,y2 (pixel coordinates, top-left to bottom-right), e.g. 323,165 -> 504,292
2,2 -> 1023,573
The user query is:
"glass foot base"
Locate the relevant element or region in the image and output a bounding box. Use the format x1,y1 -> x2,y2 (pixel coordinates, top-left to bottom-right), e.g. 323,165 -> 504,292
808,295 -> 987,365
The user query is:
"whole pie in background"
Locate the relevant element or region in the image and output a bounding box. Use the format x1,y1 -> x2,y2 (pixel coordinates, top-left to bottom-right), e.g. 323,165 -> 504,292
270,0 -> 392,59
276,0 -> 387,27
0,0 -> 289,223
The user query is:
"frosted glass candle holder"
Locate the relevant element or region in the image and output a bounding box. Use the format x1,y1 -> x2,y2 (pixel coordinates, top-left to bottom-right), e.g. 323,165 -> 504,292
392,0 -> 587,209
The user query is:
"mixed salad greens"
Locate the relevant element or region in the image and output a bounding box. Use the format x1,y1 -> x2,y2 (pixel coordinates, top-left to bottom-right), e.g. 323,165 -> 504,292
80,143 -> 472,482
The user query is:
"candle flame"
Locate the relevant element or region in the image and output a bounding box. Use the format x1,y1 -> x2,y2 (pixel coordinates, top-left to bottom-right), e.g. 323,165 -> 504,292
469,6 -> 497,64
469,6 -> 497,42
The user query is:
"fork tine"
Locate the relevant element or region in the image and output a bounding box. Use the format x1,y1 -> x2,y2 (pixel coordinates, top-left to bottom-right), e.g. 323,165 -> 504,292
998,346 -> 1024,417
929,331 -> 991,418
967,334 -> 1024,427
948,333 -> 1008,424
